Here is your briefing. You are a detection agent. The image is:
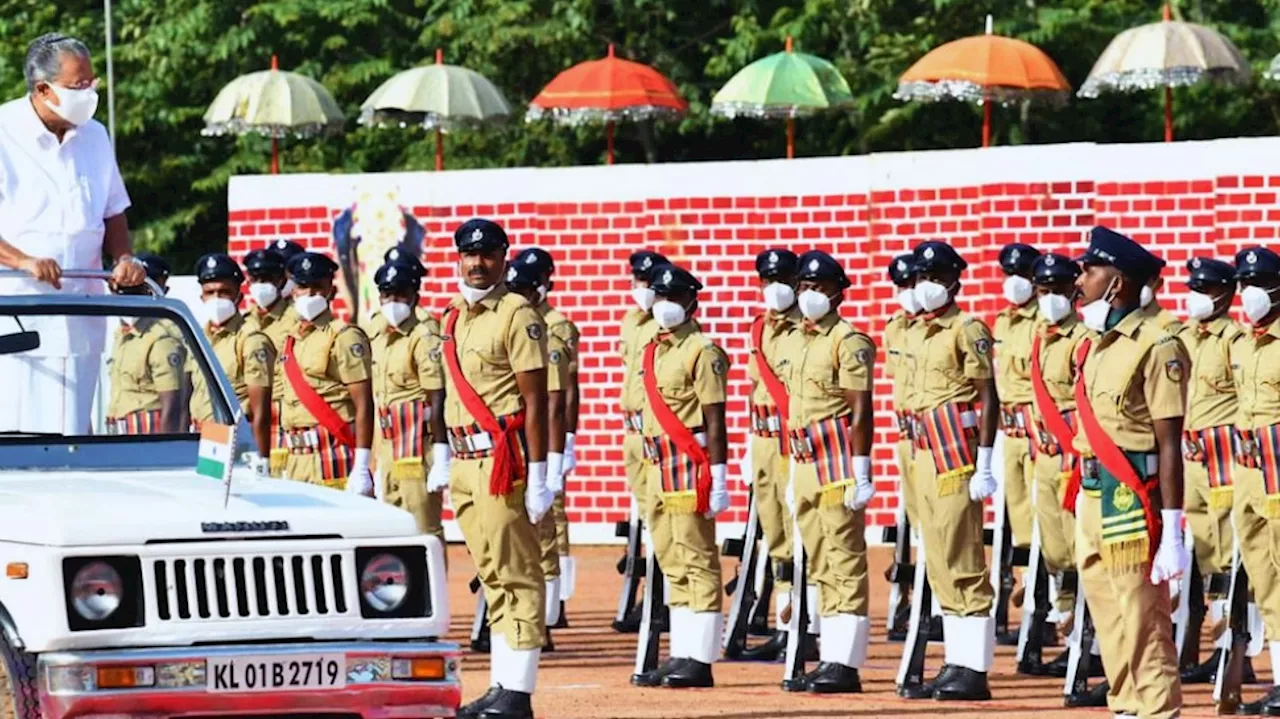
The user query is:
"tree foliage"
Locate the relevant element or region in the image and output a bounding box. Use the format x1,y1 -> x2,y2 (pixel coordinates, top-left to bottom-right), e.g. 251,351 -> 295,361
1,0 -> 1279,268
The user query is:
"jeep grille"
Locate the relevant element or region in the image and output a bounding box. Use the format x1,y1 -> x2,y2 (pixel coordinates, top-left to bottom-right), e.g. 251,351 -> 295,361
151,554 -> 350,621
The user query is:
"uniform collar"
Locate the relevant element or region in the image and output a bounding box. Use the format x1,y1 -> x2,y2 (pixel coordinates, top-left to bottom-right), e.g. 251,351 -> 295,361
923,303 -> 961,328
537,300 -> 554,315
452,285 -> 507,315
1193,315 -> 1234,337
1039,312 -> 1080,337
298,309 -> 334,335
656,321 -> 696,345
386,311 -> 420,336
1005,301 -> 1038,320
207,312 -> 245,337
19,96 -> 75,148
256,296 -> 291,322
1110,305 -> 1144,338
1254,320 -> 1280,341
767,305 -> 802,327
802,312 -> 841,336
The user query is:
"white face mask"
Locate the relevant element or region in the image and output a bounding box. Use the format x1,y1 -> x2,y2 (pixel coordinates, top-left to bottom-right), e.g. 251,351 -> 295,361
1185,291 -> 1218,321
294,294 -> 329,322
45,83 -> 99,126
797,289 -> 833,321
248,282 -> 279,309
282,278 -> 297,298
632,287 -> 656,312
651,300 -> 687,329
1080,278 -> 1119,333
762,283 -> 795,312
458,279 -> 494,305
381,301 -> 412,327
536,285 -> 548,304
1003,275 -> 1034,306
1242,286 -> 1278,324
204,297 -> 238,326
897,288 -> 921,315
1140,284 -> 1155,308
913,280 -> 950,313
1037,293 -> 1072,325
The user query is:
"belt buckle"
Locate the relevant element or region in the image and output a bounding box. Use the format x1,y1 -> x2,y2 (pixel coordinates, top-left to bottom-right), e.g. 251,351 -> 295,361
643,440 -> 660,461
378,414 -> 393,430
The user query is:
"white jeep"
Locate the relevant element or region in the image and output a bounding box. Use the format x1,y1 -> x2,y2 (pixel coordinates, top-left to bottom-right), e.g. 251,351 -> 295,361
0,271 -> 459,718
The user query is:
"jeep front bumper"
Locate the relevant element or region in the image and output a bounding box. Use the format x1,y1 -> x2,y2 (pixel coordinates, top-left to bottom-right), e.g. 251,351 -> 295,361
37,641 -> 461,719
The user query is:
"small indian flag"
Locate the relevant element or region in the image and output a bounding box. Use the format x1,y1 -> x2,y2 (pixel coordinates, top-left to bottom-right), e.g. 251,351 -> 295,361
197,422 -> 235,480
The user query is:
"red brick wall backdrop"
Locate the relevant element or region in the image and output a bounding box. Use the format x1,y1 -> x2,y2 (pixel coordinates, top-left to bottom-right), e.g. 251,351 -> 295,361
225,139 -> 1280,543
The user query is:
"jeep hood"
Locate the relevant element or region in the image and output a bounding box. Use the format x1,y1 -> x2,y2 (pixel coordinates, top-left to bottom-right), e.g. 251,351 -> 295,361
0,469 -> 421,546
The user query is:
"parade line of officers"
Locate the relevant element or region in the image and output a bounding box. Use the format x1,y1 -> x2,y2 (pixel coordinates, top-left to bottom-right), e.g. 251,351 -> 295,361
103,217 -> 1280,719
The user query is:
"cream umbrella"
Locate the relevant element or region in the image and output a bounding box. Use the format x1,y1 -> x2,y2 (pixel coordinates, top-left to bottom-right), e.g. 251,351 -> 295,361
359,49 -> 511,171
1078,4 -> 1250,142
202,56 -> 345,173
1265,53 -> 1280,81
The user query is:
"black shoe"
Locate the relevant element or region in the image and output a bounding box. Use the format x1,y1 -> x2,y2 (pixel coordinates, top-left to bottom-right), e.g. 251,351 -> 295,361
888,602 -> 912,642
662,659 -> 714,688
749,613 -> 773,637
612,604 -> 643,633
1065,680 -> 1109,708
631,657 -> 685,687
1237,685 -> 1280,715
1182,649 -> 1222,685
899,664 -> 960,700
782,662 -> 832,692
551,600 -> 569,629
1021,649 -> 1070,678
997,629 -> 1020,646
932,667 -> 992,701
477,688 -> 534,719
542,629 -> 555,653
808,663 -> 863,694
737,630 -> 787,662
458,686 -> 503,718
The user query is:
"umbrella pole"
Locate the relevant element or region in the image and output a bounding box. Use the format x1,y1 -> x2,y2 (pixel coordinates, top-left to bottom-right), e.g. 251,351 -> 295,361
786,117 -> 795,159
436,129 -> 444,171
271,137 -> 279,174
1164,86 -> 1173,142
982,101 -> 991,148
607,120 -> 615,165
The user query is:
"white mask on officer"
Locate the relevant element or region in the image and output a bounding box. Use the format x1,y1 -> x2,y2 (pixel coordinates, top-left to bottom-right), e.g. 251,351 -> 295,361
1242,286 -> 1280,325
295,294 -> 329,322
204,298 -> 238,326
797,290 -> 836,321
381,301 -> 412,327
652,300 -> 688,329
1185,291 -> 1218,321
763,283 -> 795,312
1080,277 -> 1120,333
458,279 -> 494,306
1003,275 -> 1034,306
913,280 -> 951,313
248,282 -> 279,309
1037,293 -> 1072,325
897,288 -> 921,315
632,287 -> 656,312
1140,283 -> 1155,308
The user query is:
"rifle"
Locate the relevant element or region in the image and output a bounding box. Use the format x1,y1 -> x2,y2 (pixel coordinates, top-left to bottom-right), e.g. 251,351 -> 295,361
723,488 -> 763,658
748,558 -> 775,637
884,506 -> 914,640
895,540 -> 934,695
780,526 -> 814,691
1062,578 -> 1100,707
469,576 -> 489,652
1175,555 -> 1206,672
1015,518 -> 1050,674
612,503 -> 645,633
1213,544 -> 1249,715
631,537 -> 666,676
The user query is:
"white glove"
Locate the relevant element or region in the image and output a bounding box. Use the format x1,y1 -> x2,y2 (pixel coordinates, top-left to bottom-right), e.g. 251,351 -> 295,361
347,448 -> 375,498
563,433 -> 577,474
547,451 -> 566,495
705,464 -> 730,519
250,454 -> 270,479
1151,509 -> 1190,585
845,456 -> 875,510
969,446 -> 998,501
525,461 -> 555,524
740,445 -> 754,487
426,443 -> 451,493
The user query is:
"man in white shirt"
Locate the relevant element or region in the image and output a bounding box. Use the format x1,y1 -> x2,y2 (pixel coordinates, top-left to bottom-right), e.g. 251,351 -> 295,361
0,33 -> 146,435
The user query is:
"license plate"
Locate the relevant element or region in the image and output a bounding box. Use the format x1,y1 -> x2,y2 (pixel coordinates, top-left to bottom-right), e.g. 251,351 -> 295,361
206,653 -> 346,693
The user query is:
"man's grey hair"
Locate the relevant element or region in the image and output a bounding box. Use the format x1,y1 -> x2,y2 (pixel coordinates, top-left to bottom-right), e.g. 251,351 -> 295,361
24,33 -> 91,93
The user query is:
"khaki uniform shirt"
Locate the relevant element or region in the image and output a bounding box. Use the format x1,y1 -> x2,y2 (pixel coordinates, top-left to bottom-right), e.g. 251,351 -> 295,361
884,310 -> 918,412
280,310 -> 372,429
621,308 -> 660,413
905,305 -> 995,411
540,303 -> 579,394
1143,303 -> 1185,337
781,313 -> 876,429
441,287 -> 546,427
1181,316 -> 1243,432
189,314 -> 275,423
1230,322 -> 1280,430
1029,313 -> 1089,421
107,319 -> 187,417
244,299 -> 298,402
993,302 -> 1039,406
371,312 -> 444,407
749,307 -> 802,408
640,321 -> 729,434
1071,308 -> 1189,455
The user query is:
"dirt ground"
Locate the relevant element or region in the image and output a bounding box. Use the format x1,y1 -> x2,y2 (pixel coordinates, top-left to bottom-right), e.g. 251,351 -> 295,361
442,543 -> 1269,719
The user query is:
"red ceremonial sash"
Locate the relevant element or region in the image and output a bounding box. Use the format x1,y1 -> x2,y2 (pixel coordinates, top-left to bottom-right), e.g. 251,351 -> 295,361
441,307 -> 525,497
1030,333 -> 1083,512
643,337 -> 711,514
1072,337 -> 1161,562
751,315 -> 790,456
281,336 -> 357,448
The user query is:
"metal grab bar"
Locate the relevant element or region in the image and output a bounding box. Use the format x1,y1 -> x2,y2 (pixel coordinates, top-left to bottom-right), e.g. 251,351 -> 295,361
0,269 -> 165,298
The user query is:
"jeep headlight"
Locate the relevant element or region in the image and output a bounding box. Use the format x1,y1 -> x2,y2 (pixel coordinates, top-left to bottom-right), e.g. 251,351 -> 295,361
360,553 -> 409,612
71,561 -> 123,621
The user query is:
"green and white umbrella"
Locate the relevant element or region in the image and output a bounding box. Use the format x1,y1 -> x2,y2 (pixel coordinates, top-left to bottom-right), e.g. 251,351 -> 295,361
202,56 -> 345,173
710,37 -> 854,158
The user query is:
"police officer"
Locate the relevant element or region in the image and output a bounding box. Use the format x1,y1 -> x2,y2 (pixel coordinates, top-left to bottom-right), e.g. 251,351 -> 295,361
366,247 -> 430,330
883,253 -> 921,640
369,259 -> 446,551
435,219 -> 552,719
994,243 -> 1041,552
190,253 -> 275,462
777,250 -> 877,693
1178,257 -> 1244,684
270,239 -> 305,297
901,240 -> 999,701
278,252 -> 376,497
629,264 -> 730,689
738,248 -> 801,661
106,253 -> 188,434
1141,270 -> 1184,336
243,248 -> 297,476
1069,225 -> 1188,719
1225,246 -> 1280,714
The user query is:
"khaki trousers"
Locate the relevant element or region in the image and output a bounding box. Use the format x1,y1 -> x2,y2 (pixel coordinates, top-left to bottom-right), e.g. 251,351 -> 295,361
284,453 -> 344,490
375,443 -> 444,542
1003,432 -> 1036,547
792,462 -> 869,616
451,457 -> 545,650
750,434 -> 793,593
897,438 -> 918,527
1233,467 -> 1280,639
624,434 -> 650,516
553,494 -> 570,555
538,511 -> 561,579
912,444 -> 993,616
646,465 -> 721,612
1185,459 -> 1235,578
1075,491 -> 1181,719
1033,452 -> 1077,613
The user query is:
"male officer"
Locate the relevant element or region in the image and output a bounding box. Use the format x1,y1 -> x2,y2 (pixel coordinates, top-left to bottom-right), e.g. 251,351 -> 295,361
435,219 -> 553,719
369,259 -> 446,551
883,253 -> 921,640
900,240 -> 1000,701
1069,225 -> 1188,719
1225,246 -> 1280,714
1178,257 -> 1244,684
105,254 -> 187,434
278,252 -> 375,497
190,253 -> 275,461
270,238 -> 305,296
629,264 -> 731,689
243,248 -> 297,476
994,243 -> 1041,552
777,250 -> 877,693
737,248 -> 801,661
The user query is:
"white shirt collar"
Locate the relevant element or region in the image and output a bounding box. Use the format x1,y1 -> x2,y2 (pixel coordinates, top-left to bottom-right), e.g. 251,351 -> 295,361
16,95 -> 77,148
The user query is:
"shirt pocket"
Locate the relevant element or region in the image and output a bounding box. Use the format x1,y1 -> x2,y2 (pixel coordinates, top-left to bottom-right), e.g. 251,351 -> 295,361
656,355 -> 696,403
799,342 -> 840,398
923,341 -> 964,391
464,338 -> 508,381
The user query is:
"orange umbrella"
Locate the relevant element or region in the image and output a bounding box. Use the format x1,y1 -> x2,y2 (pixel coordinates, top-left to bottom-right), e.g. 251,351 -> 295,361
895,16 -> 1070,147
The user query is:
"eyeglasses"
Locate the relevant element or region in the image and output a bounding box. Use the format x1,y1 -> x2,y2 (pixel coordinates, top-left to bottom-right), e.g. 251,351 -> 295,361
48,78 -> 100,92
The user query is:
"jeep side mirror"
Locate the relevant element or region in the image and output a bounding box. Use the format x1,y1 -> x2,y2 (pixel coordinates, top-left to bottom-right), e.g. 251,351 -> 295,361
0,331 -> 40,355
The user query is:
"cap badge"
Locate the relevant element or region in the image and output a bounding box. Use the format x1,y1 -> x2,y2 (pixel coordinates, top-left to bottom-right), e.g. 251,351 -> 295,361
275,240 -> 287,249
808,259 -> 820,271
896,260 -> 906,272
1248,251 -> 1258,264
1192,258 -> 1201,269
641,257 -> 653,270
301,258 -> 312,271
525,254 -> 537,264
506,267 -> 517,281
1010,248 -> 1020,263
768,251 -> 778,264
1045,256 -> 1056,266
206,257 -> 217,269
661,270 -> 673,284
389,248 -> 401,260
388,267 -> 397,280
924,247 -> 935,260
